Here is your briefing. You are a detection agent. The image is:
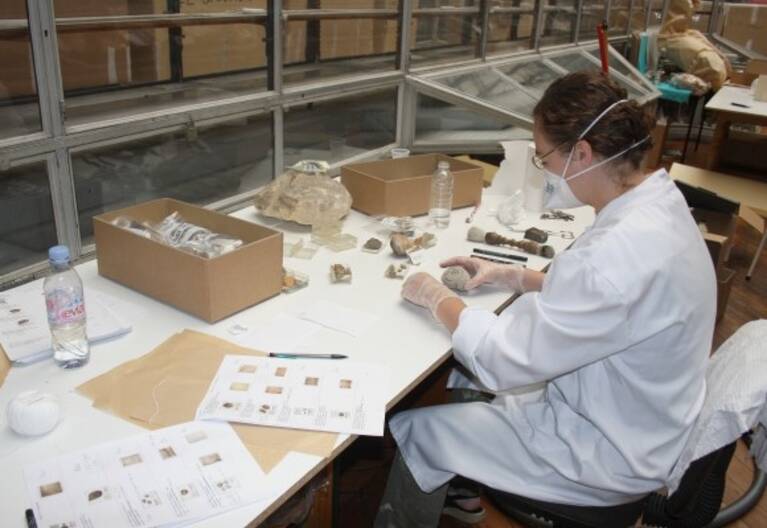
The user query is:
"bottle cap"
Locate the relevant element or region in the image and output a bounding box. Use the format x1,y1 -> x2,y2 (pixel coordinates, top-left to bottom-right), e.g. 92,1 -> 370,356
48,245 -> 70,264
437,161 -> 450,170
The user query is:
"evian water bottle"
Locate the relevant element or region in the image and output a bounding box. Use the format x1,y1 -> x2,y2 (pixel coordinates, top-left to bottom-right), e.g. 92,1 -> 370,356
43,245 -> 89,368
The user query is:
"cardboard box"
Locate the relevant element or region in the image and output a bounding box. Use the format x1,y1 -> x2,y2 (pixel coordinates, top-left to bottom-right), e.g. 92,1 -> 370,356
645,118 -> 668,170
722,4 -> 767,56
341,154 -> 483,217
93,198 -> 283,322
692,208 -> 737,267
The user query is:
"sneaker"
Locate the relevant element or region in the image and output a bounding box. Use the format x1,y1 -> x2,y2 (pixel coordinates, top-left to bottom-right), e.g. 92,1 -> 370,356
443,493 -> 487,524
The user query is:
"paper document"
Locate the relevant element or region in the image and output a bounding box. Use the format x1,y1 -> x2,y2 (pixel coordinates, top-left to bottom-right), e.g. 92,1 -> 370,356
229,313 -> 322,353
25,422 -> 267,528
0,285 -> 132,364
197,355 -> 388,436
299,300 -> 378,338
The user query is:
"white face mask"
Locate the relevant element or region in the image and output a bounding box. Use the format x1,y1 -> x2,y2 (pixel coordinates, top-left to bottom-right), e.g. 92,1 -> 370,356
541,99 -> 650,211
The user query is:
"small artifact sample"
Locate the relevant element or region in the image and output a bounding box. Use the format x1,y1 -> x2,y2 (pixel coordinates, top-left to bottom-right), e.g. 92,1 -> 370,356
312,220 -> 357,252
414,232 -> 437,250
385,263 -> 409,279
523,227 -> 548,244
362,237 -> 383,253
330,263 -> 352,283
468,226 -> 555,258
379,216 -> 415,235
390,233 -> 415,256
390,232 -> 437,257
282,268 -> 310,293
441,266 -> 471,292
253,160 -> 352,225
283,239 -> 319,260
541,210 -> 574,221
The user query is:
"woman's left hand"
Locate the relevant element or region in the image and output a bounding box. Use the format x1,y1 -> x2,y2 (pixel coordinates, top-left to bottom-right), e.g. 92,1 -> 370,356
401,272 -> 458,319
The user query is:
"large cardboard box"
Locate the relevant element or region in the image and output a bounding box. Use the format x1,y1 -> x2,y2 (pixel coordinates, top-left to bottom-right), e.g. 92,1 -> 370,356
93,198 -> 283,322
722,4 -> 767,56
341,154 -> 483,217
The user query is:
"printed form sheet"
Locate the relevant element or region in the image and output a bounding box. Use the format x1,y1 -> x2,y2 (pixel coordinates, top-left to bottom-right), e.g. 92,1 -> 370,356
0,285 -> 131,364
24,422 -> 267,528
196,355 -> 388,437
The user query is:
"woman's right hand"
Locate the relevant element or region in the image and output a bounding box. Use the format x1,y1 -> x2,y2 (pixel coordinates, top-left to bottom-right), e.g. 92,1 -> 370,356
440,256 -> 526,292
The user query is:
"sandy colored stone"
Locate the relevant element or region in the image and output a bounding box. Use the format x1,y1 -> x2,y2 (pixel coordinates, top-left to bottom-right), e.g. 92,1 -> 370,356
254,161 -> 352,225
441,266 -> 471,291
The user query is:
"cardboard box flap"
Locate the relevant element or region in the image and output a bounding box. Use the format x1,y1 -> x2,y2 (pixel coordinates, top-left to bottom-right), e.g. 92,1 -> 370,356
346,154 -> 483,182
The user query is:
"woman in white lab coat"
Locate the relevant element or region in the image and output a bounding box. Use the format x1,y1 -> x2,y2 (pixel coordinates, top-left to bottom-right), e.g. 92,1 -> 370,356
374,71 -> 717,527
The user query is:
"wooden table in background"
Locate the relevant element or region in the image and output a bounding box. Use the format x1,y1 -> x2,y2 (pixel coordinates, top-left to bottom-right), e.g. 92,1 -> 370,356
705,85 -> 767,171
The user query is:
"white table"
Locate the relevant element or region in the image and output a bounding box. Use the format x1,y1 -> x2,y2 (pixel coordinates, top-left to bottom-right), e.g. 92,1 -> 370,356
704,85 -> 767,170
0,195 -> 594,528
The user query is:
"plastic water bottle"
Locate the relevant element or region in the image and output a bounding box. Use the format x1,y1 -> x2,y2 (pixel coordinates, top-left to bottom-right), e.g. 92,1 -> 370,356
429,160 -> 454,229
43,245 -> 90,368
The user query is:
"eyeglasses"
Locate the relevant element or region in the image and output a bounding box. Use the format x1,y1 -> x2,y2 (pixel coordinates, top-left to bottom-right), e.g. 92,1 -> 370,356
531,140 -> 572,170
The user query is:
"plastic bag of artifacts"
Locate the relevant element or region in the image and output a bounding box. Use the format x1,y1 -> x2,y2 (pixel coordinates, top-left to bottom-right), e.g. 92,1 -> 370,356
111,212 -> 243,258
282,268 -> 309,293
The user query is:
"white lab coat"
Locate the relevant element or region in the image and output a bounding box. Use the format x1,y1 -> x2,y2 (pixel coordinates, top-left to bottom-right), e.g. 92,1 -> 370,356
390,169 -> 717,506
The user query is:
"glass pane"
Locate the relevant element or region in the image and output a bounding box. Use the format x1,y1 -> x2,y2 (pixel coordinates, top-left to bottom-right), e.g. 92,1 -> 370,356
0,162 -> 57,276
549,51 -> 600,73
578,0 -> 605,41
0,0 -> 42,139
73,113 -> 273,244
284,0 -> 398,85
412,0 -> 480,66
608,7 -> 630,35
586,46 -> 651,91
416,93 -> 528,142
496,60 -> 561,98
434,68 -> 538,116
283,89 -> 396,168
486,0 -> 536,56
540,0 -> 576,47
55,1 -> 269,126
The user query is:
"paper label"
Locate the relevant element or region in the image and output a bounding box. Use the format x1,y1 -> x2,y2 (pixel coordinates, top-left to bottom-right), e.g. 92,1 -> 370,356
45,290 -> 85,326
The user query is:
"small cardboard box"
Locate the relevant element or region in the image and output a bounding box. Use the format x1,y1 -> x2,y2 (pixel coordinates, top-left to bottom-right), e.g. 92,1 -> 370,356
341,154 -> 483,217
93,198 -> 283,323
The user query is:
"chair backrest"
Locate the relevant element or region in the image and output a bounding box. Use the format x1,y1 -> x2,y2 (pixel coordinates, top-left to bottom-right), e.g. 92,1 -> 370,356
643,320 -> 767,526
666,320 -> 767,493
642,441 -> 736,527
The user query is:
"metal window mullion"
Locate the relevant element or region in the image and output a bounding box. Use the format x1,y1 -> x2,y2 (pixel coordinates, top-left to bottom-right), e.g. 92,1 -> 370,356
532,0 -> 545,50
28,0 -> 82,257
626,0 -> 634,36
396,81 -> 417,148
269,0 -> 282,93
478,0 -> 490,60
47,151 -> 81,257
644,0 -> 652,29
708,0 -> 721,34
398,0 -> 413,73
26,0 -> 65,137
574,0 -> 584,44
273,108 -> 284,177
660,0 -> 670,27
